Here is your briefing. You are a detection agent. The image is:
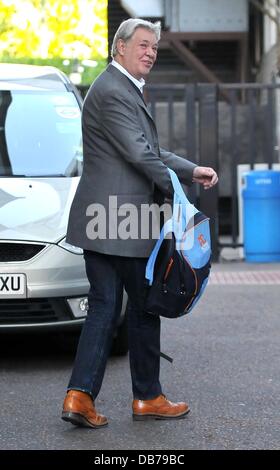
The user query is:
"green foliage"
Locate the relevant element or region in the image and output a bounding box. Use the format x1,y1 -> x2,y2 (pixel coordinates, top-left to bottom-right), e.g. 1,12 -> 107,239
0,1 -> 15,34
0,0 -> 108,59
0,0 -> 108,85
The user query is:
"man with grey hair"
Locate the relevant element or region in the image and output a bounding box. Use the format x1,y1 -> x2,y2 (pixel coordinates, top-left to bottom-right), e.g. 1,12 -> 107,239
62,18 -> 218,428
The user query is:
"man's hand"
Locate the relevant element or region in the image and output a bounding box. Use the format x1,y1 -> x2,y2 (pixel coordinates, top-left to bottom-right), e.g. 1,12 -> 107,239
192,166 -> 218,190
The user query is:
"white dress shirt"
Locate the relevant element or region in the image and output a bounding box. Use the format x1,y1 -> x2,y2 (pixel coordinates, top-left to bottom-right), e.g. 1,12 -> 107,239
111,59 -> 145,94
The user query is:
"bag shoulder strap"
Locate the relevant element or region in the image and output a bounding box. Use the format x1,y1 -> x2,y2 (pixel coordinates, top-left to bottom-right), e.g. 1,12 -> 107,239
146,168 -> 198,285
168,168 -> 188,202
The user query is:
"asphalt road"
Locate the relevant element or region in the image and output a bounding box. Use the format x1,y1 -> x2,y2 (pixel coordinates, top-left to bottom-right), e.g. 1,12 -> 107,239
0,267 -> 279,450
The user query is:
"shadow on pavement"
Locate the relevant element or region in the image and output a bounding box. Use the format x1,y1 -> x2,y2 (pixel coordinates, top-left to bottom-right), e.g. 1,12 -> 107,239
0,331 -> 79,364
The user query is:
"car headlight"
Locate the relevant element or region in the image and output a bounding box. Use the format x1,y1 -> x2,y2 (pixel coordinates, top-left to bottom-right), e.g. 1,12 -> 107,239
58,237 -> 83,255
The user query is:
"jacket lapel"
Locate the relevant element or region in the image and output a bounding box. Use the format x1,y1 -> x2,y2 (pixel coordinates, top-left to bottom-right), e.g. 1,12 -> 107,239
128,88 -> 155,123
106,64 -> 155,124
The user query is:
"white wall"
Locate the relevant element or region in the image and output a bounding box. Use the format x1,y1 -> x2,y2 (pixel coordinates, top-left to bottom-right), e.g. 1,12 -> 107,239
171,0 -> 248,33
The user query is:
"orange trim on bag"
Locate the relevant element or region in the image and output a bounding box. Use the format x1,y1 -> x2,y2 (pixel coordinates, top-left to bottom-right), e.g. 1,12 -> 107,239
164,257 -> 174,281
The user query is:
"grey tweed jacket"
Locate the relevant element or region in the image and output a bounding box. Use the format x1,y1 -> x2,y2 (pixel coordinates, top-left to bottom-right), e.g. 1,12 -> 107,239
66,64 -> 197,257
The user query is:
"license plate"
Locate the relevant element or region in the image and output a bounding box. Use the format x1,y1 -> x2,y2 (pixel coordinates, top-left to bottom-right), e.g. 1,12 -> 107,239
0,274 -> 27,298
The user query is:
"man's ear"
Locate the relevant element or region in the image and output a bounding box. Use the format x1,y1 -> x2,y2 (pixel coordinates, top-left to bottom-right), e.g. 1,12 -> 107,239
117,39 -> 126,56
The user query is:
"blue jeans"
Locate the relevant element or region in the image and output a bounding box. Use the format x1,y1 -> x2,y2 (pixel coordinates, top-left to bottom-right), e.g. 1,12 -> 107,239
67,250 -> 162,400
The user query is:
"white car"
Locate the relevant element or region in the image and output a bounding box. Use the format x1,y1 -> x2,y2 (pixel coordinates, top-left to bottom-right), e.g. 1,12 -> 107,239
0,63 -> 128,354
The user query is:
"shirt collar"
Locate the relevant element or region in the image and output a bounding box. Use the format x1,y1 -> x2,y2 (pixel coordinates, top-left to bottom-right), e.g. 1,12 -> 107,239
111,59 -> 145,93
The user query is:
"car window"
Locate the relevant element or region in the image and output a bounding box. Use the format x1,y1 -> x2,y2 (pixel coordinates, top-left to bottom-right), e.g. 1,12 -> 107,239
0,90 -> 83,177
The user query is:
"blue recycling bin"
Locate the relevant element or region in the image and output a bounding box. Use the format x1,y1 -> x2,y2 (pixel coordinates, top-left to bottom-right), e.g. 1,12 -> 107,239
242,170 -> 280,262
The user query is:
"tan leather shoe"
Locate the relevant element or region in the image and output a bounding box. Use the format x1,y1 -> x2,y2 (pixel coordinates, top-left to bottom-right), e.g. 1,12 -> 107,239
61,390 -> 108,428
132,394 -> 190,420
